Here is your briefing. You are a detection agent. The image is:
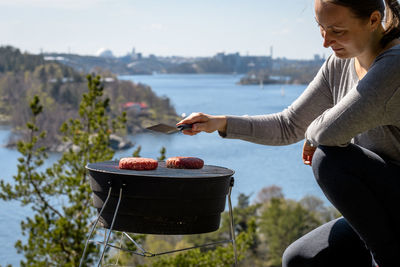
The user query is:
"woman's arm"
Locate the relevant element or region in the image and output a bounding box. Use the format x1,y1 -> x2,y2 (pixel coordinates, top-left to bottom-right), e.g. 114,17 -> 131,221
305,53 -> 400,147
179,59 -> 334,146
218,61 -> 334,146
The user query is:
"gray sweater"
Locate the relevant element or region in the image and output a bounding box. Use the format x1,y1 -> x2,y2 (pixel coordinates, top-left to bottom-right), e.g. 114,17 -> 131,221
223,44 -> 400,166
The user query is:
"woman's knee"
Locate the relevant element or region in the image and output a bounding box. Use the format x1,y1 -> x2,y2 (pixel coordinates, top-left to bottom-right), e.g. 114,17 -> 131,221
312,145 -> 337,185
312,144 -> 375,176
312,145 -> 341,169
282,239 -> 308,267
311,145 -> 353,186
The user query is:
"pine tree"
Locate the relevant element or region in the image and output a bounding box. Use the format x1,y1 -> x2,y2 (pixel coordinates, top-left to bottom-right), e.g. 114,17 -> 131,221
0,74 -> 126,266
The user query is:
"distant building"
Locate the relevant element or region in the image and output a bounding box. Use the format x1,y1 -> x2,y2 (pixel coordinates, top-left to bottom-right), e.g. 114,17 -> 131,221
97,48 -> 115,58
214,52 -> 225,63
313,53 -> 326,61
213,52 -> 244,73
126,47 -> 139,60
44,56 -> 67,61
122,102 -> 149,113
49,77 -> 74,83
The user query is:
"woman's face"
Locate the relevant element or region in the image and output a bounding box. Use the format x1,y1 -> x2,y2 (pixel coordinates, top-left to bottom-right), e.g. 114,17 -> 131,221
314,0 -> 375,58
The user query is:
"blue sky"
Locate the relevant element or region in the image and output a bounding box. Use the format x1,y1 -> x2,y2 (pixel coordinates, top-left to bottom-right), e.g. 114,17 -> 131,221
0,0 -> 331,59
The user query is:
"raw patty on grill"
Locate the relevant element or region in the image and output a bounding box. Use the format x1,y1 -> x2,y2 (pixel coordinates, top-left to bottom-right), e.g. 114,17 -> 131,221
166,157 -> 204,169
119,157 -> 158,170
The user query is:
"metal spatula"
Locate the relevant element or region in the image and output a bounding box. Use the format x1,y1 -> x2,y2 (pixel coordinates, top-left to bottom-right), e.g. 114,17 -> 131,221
146,123 -> 192,134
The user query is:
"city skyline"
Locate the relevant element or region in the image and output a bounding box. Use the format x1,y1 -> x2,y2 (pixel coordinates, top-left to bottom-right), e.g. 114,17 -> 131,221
0,0 -> 331,60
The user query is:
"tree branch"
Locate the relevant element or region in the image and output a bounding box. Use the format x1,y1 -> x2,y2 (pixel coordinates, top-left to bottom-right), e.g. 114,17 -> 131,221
26,128 -> 63,218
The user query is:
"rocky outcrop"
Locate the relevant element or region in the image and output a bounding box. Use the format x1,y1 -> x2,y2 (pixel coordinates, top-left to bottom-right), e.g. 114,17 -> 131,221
45,134 -> 134,153
109,134 -> 134,150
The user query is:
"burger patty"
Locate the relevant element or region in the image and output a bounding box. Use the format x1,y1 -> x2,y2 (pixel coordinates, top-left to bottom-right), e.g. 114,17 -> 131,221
166,157 -> 204,169
119,157 -> 158,170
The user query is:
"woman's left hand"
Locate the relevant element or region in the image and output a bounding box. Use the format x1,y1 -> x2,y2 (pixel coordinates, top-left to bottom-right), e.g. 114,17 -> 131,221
302,140 -> 316,166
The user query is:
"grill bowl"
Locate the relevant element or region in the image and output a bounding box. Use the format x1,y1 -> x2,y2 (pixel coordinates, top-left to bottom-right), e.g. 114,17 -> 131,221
87,161 -> 234,234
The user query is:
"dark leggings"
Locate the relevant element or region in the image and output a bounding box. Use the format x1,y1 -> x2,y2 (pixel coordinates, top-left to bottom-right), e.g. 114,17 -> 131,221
282,144 -> 400,267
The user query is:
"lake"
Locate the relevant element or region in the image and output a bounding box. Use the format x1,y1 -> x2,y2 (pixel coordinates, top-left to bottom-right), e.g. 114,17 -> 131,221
0,74 -> 328,265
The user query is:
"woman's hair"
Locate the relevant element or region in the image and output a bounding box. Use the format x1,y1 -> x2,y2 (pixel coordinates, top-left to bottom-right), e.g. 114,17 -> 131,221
325,0 -> 400,47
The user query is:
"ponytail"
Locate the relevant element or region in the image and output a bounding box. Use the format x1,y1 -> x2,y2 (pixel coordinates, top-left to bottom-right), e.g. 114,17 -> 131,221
382,0 -> 400,47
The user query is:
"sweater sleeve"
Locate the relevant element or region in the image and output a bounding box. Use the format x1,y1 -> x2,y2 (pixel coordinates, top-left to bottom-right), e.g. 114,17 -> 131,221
222,57 -> 334,146
305,51 -> 400,147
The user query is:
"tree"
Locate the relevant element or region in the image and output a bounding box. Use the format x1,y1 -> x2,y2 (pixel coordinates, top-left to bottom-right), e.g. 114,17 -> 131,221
157,146 -> 166,161
300,195 -> 341,223
254,185 -> 284,204
259,198 -> 321,267
0,75 -> 126,266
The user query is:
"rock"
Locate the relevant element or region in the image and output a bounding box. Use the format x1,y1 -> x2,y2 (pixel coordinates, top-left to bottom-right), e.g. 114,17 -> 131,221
6,132 -> 133,152
50,141 -> 80,153
109,134 -> 134,150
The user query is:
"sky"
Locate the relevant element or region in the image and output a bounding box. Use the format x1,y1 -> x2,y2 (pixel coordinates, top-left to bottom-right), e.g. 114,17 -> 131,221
0,0 -> 331,60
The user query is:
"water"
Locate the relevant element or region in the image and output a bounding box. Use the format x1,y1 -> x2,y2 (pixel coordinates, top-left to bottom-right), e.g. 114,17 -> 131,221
0,74 -> 328,265
0,126 -> 29,266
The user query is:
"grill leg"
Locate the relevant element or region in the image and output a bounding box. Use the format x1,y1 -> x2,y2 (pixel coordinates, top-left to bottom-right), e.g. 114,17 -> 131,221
123,232 -> 149,255
97,187 -> 123,267
228,177 -> 238,267
114,232 -> 125,265
83,178 -> 237,265
79,185 -> 112,267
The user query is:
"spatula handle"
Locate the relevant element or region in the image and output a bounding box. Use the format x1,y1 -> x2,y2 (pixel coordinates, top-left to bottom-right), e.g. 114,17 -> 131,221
177,124 -> 193,131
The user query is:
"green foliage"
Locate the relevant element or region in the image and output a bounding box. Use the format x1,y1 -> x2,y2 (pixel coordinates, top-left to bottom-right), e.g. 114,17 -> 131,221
259,198 -> 322,267
0,46 -> 44,73
151,220 -> 256,267
157,146 -> 166,161
132,145 -> 142,157
0,74 -> 126,266
254,185 -> 284,204
299,195 -> 341,223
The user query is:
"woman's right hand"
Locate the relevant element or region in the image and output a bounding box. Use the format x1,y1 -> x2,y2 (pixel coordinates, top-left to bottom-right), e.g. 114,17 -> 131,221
302,140 -> 316,166
177,112 -> 227,136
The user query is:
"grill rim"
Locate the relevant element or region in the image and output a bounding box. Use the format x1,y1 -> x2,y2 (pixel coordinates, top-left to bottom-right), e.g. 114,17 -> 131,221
86,160 -> 235,179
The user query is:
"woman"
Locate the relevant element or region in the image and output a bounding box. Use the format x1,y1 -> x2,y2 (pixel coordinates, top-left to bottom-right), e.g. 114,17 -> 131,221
178,0 -> 400,266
